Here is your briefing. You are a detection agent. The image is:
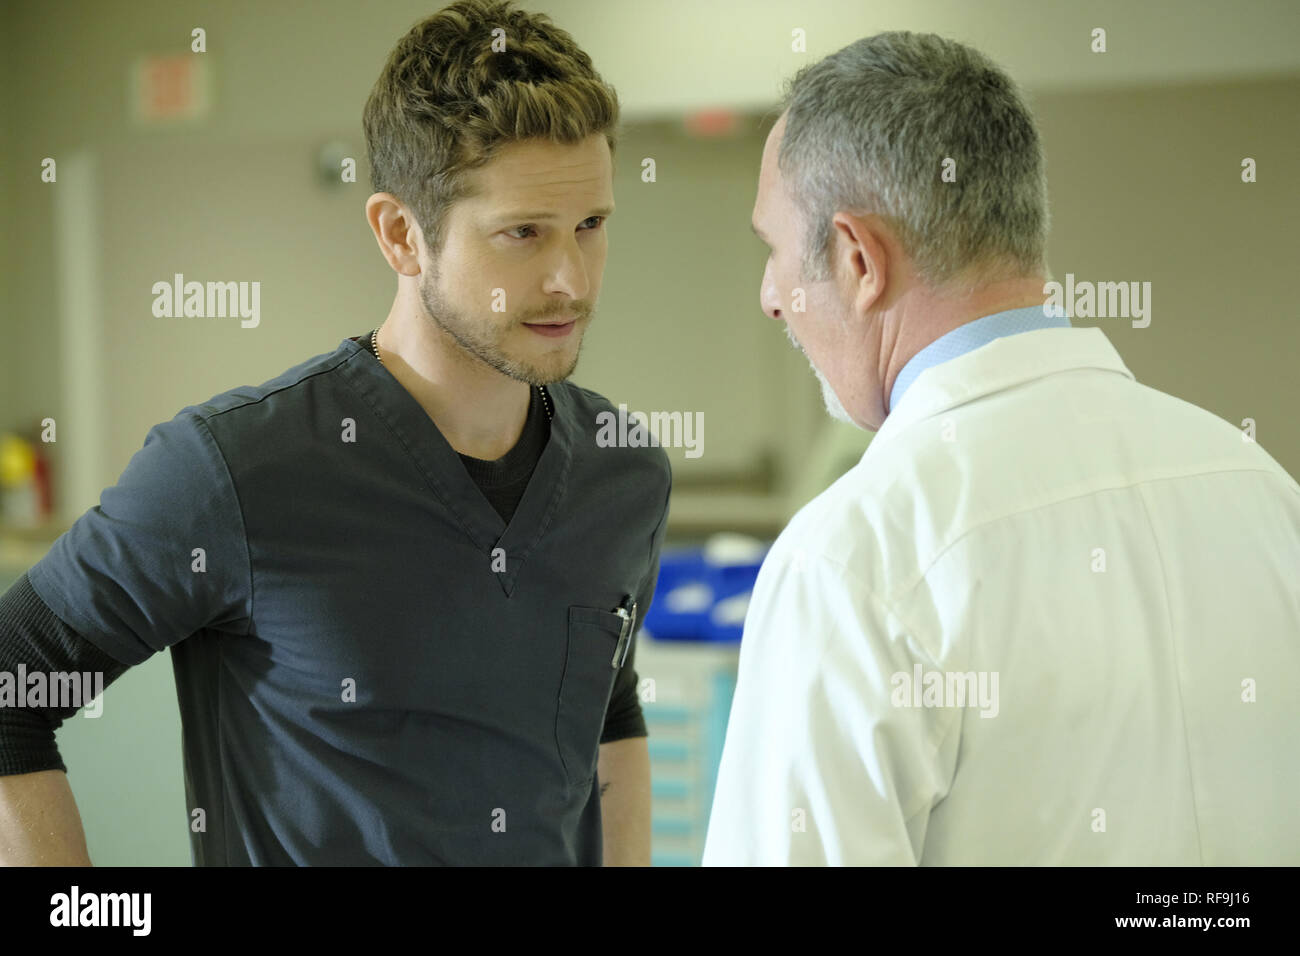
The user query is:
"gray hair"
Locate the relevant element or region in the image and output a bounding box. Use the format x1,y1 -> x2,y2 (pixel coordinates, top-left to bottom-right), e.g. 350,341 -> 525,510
778,31 -> 1049,289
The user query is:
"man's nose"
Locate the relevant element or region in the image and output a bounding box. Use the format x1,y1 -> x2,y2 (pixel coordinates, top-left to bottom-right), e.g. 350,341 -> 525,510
759,269 -> 783,321
545,239 -> 590,299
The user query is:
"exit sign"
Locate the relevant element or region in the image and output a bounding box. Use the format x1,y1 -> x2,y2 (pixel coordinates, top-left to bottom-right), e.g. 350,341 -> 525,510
130,54 -> 211,125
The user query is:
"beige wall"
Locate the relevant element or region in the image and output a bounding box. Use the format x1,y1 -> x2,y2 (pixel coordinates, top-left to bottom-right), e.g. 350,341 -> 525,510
2,2 -> 1298,525
1,9 -> 21,428
1033,78 -> 1299,478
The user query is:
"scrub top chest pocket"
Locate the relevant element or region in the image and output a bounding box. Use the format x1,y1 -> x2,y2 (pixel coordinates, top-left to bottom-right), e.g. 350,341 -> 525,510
556,604 -> 632,788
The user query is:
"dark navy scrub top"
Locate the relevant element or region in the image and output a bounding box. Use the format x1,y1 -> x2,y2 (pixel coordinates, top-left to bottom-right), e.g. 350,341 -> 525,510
26,336 -> 672,865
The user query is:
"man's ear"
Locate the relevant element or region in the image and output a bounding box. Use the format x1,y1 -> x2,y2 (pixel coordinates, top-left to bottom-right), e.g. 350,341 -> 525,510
366,193 -> 422,277
831,211 -> 887,320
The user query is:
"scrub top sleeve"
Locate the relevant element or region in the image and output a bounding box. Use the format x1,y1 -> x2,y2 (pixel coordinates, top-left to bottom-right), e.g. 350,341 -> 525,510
701,549 -> 959,865
599,478 -> 670,744
26,410 -> 252,666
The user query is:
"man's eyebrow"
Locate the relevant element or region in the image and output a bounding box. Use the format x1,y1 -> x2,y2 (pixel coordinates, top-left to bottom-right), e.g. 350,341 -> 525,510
495,205 -> 614,222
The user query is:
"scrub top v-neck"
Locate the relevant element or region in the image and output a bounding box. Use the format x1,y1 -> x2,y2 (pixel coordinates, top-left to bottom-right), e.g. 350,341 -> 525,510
26,335 -> 673,866
348,332 -> 551,532
340,335 -> 573,599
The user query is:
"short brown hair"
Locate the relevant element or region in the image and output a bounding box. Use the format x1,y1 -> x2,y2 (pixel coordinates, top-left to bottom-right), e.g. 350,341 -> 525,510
363,0 -> 620,254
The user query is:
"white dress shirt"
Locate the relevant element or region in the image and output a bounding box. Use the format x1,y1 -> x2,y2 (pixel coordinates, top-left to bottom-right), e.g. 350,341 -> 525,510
702,325 -> 1300,865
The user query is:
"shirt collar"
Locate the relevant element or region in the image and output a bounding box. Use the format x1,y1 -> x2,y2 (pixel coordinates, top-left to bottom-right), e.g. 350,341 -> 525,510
868,324 -> 1134,452
888,305 -> 1072,415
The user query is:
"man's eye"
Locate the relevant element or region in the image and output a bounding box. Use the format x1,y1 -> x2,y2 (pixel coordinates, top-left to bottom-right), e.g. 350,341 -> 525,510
506,218 -> 605,241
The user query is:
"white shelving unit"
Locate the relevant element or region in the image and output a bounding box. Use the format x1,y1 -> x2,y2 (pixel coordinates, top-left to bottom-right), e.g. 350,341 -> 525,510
634,634 -> 741,866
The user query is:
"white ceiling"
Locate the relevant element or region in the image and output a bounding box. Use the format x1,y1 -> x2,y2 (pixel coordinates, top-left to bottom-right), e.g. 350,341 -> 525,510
535,0 -> 1300,117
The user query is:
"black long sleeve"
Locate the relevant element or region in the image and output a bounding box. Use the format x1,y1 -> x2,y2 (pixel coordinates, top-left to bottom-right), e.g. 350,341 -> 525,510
0,572 -> 130,775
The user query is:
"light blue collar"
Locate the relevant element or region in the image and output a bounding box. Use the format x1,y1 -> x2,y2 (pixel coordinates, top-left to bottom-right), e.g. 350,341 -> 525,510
888,305 -> 1070,414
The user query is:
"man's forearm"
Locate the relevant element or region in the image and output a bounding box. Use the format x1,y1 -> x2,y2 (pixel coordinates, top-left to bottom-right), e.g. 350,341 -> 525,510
0,769 -> 93,866
596,736 -> 651,866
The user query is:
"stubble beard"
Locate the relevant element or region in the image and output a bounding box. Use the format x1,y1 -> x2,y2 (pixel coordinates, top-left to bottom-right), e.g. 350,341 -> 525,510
418,265 -> 587,387
785,324 -> 855,425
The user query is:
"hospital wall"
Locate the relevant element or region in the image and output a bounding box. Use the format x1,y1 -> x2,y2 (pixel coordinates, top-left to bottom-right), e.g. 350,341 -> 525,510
1,3 -> 1298,865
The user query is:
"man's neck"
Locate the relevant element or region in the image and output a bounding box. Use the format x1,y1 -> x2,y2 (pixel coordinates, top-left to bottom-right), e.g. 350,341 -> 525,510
374,315 -> 531,461
881,275 -> 1049,411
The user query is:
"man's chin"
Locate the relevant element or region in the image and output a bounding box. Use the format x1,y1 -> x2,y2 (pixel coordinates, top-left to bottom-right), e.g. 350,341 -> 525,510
509,349 -> 581,387
534,332 -> 586,385
815,372 -> 863,429
531,363 -> 578,387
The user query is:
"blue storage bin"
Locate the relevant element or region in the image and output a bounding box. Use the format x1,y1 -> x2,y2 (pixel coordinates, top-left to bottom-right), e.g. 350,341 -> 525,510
642,548 -> 712,640
704,558 -> 764,642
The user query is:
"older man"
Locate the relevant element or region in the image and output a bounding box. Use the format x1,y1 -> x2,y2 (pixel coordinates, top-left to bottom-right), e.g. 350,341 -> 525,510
703,31 -> 1300,865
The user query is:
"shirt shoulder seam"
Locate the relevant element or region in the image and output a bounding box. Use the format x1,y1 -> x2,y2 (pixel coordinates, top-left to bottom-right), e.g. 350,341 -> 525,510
188,412 -> 255,637
190,348 -> 358,426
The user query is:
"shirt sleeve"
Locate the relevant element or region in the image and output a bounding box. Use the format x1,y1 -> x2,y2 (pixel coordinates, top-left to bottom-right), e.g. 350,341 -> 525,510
701,547 -> 960,865
25,410 -> 252,666
0,573 -> 130,776
598,477 -> 671,745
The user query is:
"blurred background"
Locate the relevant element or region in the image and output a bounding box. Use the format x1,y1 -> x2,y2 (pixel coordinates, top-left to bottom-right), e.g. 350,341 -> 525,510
1,0 -> 1297,865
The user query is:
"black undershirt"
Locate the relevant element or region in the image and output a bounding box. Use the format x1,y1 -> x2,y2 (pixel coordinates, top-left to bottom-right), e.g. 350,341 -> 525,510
349,332 -> 549,525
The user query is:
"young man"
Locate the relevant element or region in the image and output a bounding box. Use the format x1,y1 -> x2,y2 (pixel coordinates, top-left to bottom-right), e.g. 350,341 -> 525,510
704,31 -> 1300,865
0,0 -> 668,866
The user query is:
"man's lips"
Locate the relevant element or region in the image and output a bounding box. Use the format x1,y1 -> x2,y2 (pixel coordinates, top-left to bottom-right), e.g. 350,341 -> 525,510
523,315 -> 578,337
